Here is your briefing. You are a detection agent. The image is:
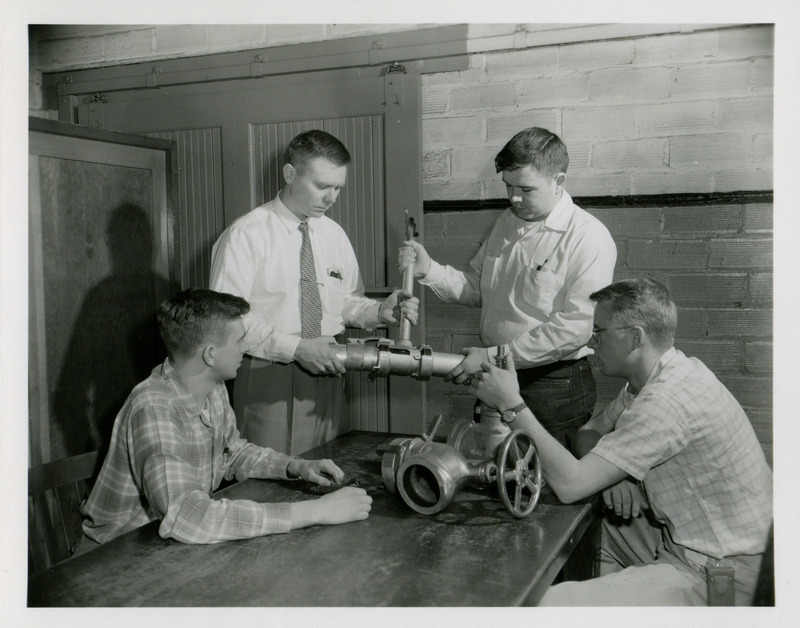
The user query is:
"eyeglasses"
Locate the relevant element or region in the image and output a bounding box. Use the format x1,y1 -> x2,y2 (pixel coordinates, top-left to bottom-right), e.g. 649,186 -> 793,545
591,325 -> 634,343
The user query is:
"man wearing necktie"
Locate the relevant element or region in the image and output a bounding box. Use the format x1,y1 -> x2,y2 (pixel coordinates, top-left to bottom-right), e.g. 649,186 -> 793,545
210,130 -> 418,455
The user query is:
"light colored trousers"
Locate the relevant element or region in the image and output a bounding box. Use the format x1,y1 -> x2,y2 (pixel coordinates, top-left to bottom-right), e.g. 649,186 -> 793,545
233,356 -> 344,456
538,509 -> 763,606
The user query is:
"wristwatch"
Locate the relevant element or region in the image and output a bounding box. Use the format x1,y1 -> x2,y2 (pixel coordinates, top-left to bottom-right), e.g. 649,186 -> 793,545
500,402 -> 528,424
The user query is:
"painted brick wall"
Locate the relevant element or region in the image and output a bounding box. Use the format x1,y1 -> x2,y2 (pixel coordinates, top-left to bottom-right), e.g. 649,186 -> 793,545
421,25 -> 773,198
417,24 -> 773,463
422,199 -> 773,464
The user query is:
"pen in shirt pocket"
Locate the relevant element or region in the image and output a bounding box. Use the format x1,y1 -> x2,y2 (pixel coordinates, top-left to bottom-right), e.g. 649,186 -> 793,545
536,259 -> 549,271
328,267 -> 343,281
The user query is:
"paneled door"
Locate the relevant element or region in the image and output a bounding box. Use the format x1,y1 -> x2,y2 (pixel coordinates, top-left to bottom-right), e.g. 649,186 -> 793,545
29,118 -> 179,465
88,66 -> 425,434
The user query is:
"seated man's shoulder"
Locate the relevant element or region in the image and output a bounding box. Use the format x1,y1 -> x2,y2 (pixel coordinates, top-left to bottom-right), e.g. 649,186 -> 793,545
645,356 -> 716,397
643,355 -> 748,428
126,371 -> 181,418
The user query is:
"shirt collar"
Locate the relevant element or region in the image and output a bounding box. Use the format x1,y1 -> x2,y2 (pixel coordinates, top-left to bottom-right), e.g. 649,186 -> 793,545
159,358 -> 209,426
541,191 -> 574,231
504,190 -> 575,232
272,191 -> 315,235
623,346 -> 679,398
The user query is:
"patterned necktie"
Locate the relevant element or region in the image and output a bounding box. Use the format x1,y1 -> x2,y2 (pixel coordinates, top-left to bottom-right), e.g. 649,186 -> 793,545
299,222 -> 323,339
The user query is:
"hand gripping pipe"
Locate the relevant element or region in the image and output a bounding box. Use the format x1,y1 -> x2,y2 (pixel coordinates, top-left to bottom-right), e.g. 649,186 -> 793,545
334,210 -> 466,381
397,210 -> 417,348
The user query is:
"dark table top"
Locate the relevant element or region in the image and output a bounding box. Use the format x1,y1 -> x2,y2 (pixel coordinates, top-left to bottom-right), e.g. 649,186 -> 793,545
28,431 -> 597,607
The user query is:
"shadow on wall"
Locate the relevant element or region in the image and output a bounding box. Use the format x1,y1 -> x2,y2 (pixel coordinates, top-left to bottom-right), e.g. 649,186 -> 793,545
53,203 -> 168,461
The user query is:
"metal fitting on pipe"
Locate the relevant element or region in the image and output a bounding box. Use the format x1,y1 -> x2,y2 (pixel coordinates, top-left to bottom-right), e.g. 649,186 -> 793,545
335,337 -> 464,381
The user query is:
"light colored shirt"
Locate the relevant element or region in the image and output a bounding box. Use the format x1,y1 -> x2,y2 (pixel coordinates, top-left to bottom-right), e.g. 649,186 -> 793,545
420,192 -> 616,368
82,359 -> 297,545
591,348 -> 773,559
209,194 -> 381,363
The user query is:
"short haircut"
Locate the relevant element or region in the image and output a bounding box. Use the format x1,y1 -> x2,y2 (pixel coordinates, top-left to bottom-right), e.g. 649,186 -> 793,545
494,127 -> 569,177
284,129 -> 351,173
590,278 -> 678,348
157,288 -> 250,360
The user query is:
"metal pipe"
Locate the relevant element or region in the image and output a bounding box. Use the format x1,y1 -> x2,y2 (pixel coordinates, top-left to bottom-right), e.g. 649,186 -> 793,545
397,210 -> 418,348
335,340 -> 464,381
397,261 -> 414,348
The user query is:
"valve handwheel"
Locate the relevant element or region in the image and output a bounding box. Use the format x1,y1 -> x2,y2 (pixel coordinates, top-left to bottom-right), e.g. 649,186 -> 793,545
496,430 -> 542,518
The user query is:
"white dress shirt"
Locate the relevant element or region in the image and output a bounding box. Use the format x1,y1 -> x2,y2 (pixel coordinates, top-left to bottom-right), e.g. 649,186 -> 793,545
209,194 -> 381,363
420,192 -> 616,368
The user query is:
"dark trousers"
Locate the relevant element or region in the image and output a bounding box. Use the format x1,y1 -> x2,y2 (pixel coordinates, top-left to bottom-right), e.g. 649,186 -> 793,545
516,357 -> 596,452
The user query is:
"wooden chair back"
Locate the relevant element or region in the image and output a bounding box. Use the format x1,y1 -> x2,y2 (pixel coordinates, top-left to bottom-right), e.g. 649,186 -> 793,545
28,450 -> 99,575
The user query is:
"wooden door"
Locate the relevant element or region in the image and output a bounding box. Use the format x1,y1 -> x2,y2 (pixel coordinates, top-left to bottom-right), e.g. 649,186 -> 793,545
90,67 -> 425,434
28,118 -> 179,465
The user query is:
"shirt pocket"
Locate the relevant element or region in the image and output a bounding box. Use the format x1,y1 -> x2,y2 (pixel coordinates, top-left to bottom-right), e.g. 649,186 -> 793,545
321,275 -> 347,316
480,256 -> 503,295
517,265 -> 561,318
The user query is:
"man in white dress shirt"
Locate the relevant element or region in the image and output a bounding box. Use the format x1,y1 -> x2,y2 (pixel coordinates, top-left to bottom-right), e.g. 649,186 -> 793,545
399,127 -> 616,448
210,130 -> 418,455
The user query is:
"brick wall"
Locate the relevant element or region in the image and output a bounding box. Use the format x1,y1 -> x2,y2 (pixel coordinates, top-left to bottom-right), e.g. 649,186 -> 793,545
422,198 -> 773,463
421,25 -> 773,197
418,24 -> 773,462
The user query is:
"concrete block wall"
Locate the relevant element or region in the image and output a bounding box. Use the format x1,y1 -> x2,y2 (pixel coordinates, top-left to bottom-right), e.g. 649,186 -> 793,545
421,25 -> 773,198
30,24 -> 425,72
422,198 -> 773,464
417,25 -> 773,463
28,23 -> 431,115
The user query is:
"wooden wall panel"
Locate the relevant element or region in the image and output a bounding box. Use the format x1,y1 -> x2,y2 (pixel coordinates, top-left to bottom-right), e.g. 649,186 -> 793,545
147,128 -> 223,289
251,115 -> 386,290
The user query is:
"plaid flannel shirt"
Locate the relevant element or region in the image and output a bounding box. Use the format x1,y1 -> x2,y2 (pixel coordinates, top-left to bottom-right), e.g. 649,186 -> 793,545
82,359 -> 296,544
591,348 -> 772,559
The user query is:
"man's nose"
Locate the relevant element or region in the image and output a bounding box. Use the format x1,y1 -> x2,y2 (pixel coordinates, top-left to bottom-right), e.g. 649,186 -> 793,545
509,190 -> 522,204
324,189 -> 338,204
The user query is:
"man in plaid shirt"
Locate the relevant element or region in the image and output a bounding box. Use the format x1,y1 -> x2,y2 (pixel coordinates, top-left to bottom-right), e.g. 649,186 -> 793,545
469,278 -> 772,605
79,289 -> 371,549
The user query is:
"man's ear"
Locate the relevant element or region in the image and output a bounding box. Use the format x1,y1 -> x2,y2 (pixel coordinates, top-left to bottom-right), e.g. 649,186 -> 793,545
630,326 -> 644,348
201,345 -> 215,367
283,163 -> 295,185
554,172 -> 566,191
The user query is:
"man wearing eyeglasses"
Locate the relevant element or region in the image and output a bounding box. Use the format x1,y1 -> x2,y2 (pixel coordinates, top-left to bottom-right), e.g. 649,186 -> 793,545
469,278 -> 772,606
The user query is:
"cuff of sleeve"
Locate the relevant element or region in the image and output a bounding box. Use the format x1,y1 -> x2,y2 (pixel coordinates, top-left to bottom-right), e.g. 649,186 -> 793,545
590,446 -> 644,482
278,334 -> 301,363
365,300 -> 383,329
263,502 -> 293,535
251,450 -> 297,480
418,260 -> 443,286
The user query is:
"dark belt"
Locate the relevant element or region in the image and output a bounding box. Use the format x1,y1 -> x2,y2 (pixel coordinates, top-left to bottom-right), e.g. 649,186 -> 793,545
516,356 -> 589,378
